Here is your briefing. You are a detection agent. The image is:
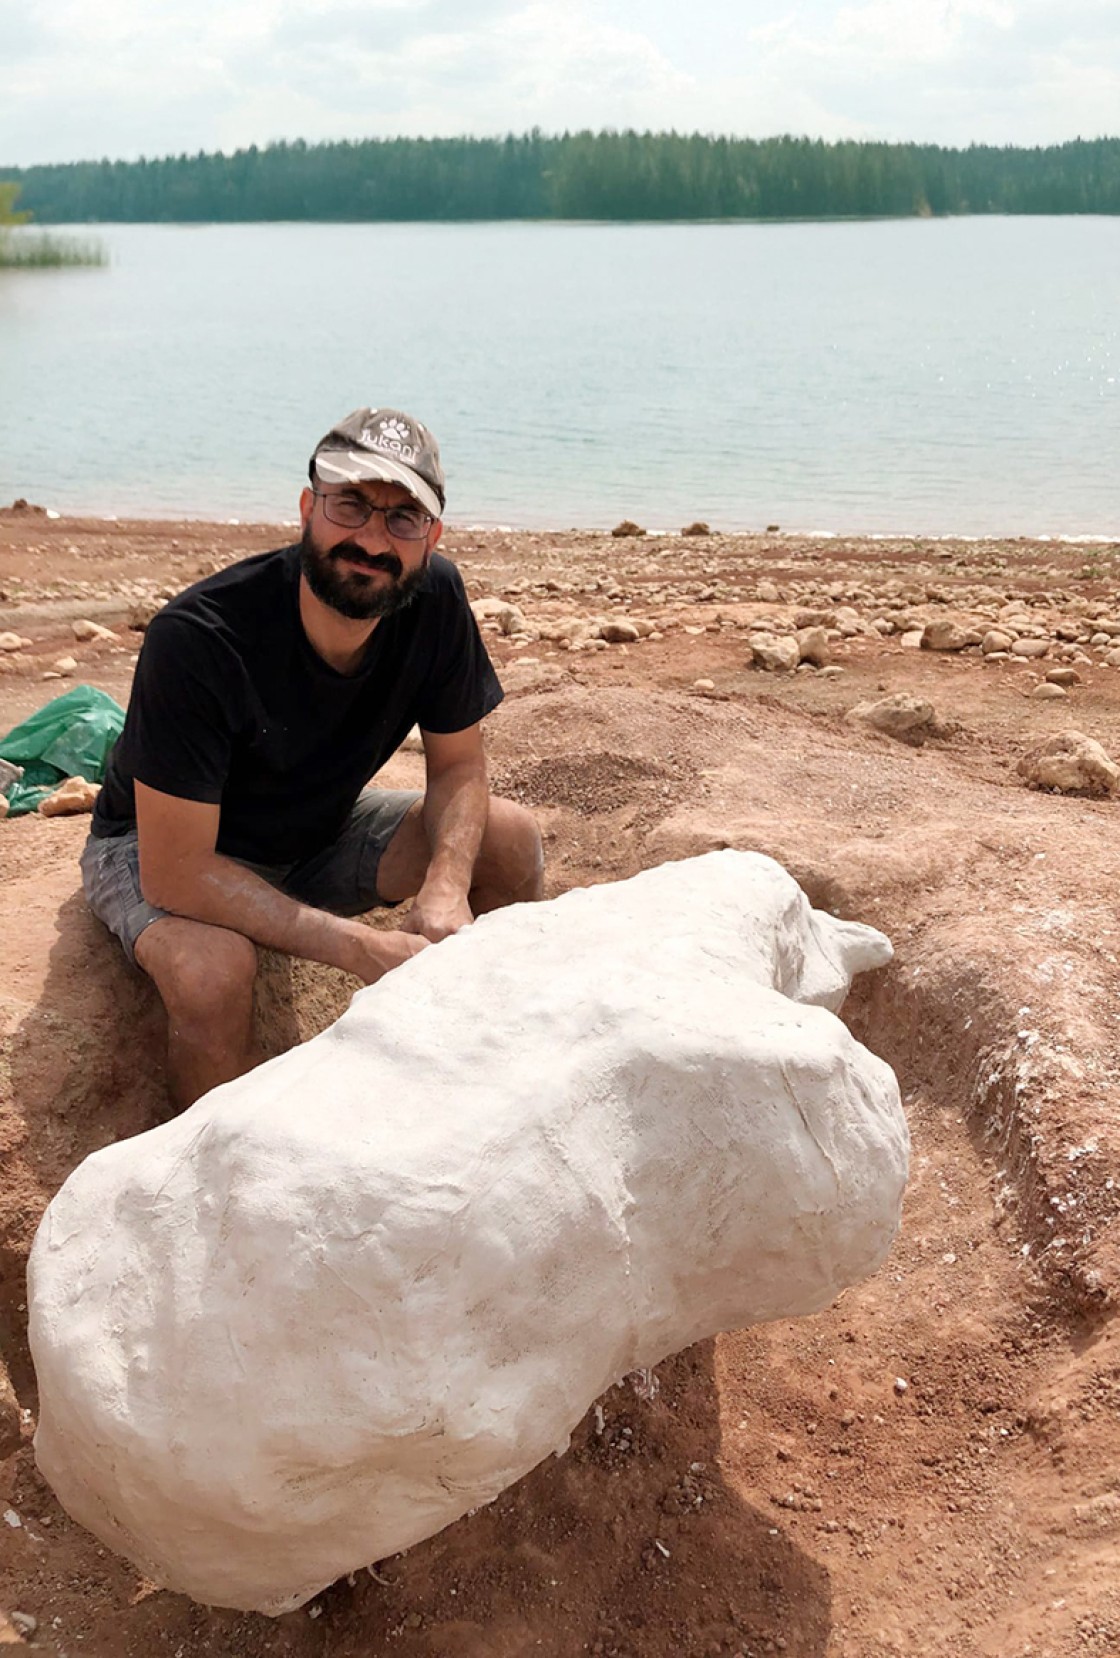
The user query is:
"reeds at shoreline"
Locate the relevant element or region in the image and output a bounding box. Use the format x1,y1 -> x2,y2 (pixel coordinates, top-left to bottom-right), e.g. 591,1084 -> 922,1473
0,230 -> 107,268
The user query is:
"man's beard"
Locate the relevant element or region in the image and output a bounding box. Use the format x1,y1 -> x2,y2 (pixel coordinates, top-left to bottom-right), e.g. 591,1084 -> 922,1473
299,527 -> 431,621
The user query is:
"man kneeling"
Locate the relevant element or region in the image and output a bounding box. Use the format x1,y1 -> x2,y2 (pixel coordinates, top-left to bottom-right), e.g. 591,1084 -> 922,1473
82,407 -> 543,1111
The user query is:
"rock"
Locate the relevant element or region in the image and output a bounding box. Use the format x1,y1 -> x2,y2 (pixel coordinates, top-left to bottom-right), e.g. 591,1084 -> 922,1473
611,520 -> 646,538
128,598 -> 165,632
1103,648 -> 1120,668
0,1357 -> 20,1458
693,678 -> 715,691
598,621 -> 640,645
680,522 -> 710,537
538,617 -> 595,646
1017,731 -> 1120,797
756,581 -> 781,604
470,598 -> 526,637
899,630 -> 923,650
29,852 -> 906,1616
796,627 -> 830,668
747,632 -> 800,672
981,630 -> 1014,654
52,655 -> 78,676
1011,638 -> 1049,659
1045,668 -> 1081,687
8,1612 -> 36,1638
1031,682 -> 1067,700
72,619 -> 118,643
847,694 -> 936,745
921,620 -> 970,652
0,631 -> 25,652
765,523 -> 780,533
39,776 -> 100,816
500,661 -> 568,695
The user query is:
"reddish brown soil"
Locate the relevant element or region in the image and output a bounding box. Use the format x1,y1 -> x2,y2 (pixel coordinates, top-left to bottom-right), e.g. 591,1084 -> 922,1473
2,509 -> 1120,1658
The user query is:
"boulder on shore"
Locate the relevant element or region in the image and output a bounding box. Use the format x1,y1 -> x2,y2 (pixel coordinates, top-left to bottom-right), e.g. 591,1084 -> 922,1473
29,852 -> 906,1616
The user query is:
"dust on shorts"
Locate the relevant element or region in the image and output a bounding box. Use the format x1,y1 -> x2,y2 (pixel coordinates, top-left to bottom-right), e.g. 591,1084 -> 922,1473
80,787 -> 422,966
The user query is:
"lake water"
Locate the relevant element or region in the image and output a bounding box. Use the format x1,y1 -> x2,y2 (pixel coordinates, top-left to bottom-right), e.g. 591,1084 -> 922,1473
1,218 -> 1118,536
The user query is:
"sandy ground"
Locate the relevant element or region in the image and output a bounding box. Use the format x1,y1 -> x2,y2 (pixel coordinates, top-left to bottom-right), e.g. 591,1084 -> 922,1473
2,505 -> 1120,1658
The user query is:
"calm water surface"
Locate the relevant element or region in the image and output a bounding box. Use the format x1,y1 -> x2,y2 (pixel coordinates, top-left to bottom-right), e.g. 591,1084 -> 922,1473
1,219 -> 1118,535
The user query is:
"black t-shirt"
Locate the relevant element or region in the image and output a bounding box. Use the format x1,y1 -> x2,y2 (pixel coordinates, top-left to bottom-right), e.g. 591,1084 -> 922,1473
93,545 -> 504,864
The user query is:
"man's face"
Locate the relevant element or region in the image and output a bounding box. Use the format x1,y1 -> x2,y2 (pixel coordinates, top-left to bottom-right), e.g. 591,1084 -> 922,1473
298,477 -> 443,621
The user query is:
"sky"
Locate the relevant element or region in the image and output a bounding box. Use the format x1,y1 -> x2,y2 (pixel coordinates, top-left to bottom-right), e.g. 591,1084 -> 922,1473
3,0 -> 1119,168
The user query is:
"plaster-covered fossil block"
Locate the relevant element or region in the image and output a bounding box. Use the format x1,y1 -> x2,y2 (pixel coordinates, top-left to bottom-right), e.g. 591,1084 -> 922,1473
29,851 -> 908,1614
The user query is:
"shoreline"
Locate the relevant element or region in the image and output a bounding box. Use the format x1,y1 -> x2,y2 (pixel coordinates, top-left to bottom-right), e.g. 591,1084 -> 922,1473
4,503 -> 1120,549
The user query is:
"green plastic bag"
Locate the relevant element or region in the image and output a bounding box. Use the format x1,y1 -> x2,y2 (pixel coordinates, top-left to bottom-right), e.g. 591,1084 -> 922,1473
0,685 -> 126,816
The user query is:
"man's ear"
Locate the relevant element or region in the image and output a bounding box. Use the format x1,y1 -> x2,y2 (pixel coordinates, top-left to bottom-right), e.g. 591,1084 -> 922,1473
427,519 -> 444,552
299,486 -> 314,530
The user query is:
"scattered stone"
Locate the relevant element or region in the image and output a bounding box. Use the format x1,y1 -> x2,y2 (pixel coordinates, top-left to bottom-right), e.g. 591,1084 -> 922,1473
1011,638 -> 1049,659
894,1377 -> 909,1396
39,776 -> 100,817
756,581 -> 781,604
747,632 -> 800,673
796,627 -> 830,668
847,693 -> 936,745
0,631 -> 29,652
610,520 -> 646,538
680,522 -> 710,537
128,598 -> 164,632
1017,731 -> 1120,797
981,630 -> 1014,655
899,630 -> 923,650
1045,667 -> 1081,687
598,621 -> 640,645
1103,648 -> 1120,667
0,1357 -> 20,1457
9,1611 -> 37,1638
765,523 -> 780,533
1031,682 -> 1067,700
693,678 -> 715,691
921,619 -> 970,652
52,655 -> 78,676
71,619 -> 118,643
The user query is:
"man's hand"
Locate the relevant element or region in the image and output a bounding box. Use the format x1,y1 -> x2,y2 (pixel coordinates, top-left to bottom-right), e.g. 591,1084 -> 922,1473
342,924 -> 431,984
401,880 -> 474,944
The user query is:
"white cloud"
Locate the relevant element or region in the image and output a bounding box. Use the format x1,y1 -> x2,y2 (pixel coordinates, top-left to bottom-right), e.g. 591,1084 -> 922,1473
0,0 -> 1117,165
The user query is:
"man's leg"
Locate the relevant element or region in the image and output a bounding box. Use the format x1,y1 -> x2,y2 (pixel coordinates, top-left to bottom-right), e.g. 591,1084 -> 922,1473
82,832 -> 264,1114
134,918 -> 261,1114
374,795 -> 544,911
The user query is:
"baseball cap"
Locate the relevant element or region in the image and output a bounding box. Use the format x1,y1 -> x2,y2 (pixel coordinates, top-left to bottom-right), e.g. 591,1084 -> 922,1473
310,408 -> 446,519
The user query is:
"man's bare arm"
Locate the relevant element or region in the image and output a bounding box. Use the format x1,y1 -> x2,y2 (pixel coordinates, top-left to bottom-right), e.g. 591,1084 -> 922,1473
134,781 -> 427,983
400,725 -> 490,942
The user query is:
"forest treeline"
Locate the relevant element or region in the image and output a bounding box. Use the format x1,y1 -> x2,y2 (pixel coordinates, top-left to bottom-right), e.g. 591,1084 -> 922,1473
4,132 -> 1120,223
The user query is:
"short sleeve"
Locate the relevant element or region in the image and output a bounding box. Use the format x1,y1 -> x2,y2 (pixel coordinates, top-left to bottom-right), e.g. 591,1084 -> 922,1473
415,563 -> 505,734
115,613 -> 240,803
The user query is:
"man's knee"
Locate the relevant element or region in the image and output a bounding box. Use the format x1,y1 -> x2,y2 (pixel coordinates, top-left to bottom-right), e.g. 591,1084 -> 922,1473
137,922 -> 258,1031
478,799 -> 544,903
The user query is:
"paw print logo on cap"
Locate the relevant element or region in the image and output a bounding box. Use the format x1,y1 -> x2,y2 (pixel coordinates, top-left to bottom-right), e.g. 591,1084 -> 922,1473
365,417 -> 417,461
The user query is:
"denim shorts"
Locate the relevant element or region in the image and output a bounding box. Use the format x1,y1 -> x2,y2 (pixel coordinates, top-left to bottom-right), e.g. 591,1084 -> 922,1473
80,787 -> 422,966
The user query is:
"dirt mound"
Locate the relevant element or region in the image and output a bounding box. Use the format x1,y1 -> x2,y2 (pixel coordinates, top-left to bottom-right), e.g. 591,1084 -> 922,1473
3,518 -> 1120,1656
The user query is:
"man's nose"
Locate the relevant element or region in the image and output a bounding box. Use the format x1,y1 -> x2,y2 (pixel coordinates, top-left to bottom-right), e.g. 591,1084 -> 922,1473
354,509 -> 394,551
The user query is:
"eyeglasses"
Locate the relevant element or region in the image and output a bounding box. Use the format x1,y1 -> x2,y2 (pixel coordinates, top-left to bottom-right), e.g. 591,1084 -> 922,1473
312,489 -> 434,541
